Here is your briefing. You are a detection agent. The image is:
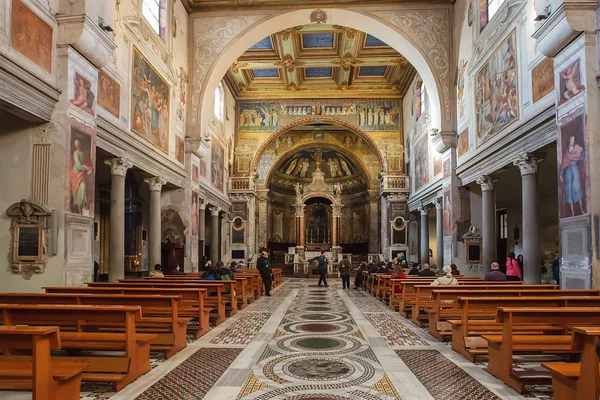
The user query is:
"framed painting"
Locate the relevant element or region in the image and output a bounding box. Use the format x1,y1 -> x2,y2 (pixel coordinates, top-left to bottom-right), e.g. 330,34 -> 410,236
211,138 -> 224,192
457,127 -> 469,158
175,136 -> 185,164
531,57 -> 554,104
558,59 -> 585,106
558,112 -> 589,219
11,0 -> 53,73
98,70 -> 120,118
433,153 -> 442,177
131,46 -> 170,153
65,121 -> 95,217
69,72 -> 97,116
474,30 -> 519,147
442,152 -> 451,179
414,132 -> 429,190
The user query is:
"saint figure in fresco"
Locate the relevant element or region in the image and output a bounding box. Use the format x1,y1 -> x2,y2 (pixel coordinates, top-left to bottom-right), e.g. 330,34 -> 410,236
69,138 -> 93,214
559,135 -> 586,217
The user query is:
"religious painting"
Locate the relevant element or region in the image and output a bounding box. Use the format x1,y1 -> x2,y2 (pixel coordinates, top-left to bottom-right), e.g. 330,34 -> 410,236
69,72 -> 96,116
199,159 -> 207,178
558,112 -> 589,219
479,0 -> 488,32
467,2 -> 474,26
531,57 -> 554,103
414,132 -> 429,190
558,59 -> 586,106
474,30 -> 518,147
278,149 -> 355,180
65,122 -> 95,217
131,46 -> 170,153
98,70 -> 120,118
175,136 -> 184,164
192,164 -> 199,183
443,187 -> 451,236
238,99 -> 400,132
191,192 -> 198,236
10,0 -> 53,73
442,152 -> 451,179
457,59 -> 468,103
457,127 -> 469,158
433,153 -> 442,177
211,138 -> 224,192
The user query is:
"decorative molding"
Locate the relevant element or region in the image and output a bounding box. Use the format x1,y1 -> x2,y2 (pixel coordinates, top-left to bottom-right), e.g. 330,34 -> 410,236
105,157 -> 133,177
513,152 -> 543,176
145,176 -> 167,191
310,9 -> 327,24
476,175 -> 498,191
123,14 -> 173,73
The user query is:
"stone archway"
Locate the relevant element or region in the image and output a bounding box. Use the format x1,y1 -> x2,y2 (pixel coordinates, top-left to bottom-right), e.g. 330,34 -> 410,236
188,7 -> 452,151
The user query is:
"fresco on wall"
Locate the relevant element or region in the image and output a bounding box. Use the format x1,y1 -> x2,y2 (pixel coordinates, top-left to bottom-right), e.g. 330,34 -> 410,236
238,99 -> 401,132
11,0 -> 53,73
457,59 -> 468,103
191,192 -> 198,236
211,138 -> 225,192
442,152 -> 451,179
192,164 -> 199,183
65,123 -> 95,216
443,187 -> 451,236
457,128 -> 469,158
414,132 -> 429,190
558,59 -> 585,106
479,0 -> 488,32
278,149 -> 357,179
433,153 -> 442,177
474,31 -> 518,147
200,159 -> 207,178
98,70 -> 120,118
558,112 -> 589,219
532,57 -> 554,104
69,72 -> 97,116
131,46 -> 170,153
175,136 -> 185,163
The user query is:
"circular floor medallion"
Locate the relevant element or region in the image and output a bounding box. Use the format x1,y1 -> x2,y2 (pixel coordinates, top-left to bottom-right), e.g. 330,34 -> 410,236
299,313 -> 337,321
296,323 -> 339,333
284,358 -> 353,381
294,337 -> 343,350
305,301 -> 329,305
302,306 -> 332,312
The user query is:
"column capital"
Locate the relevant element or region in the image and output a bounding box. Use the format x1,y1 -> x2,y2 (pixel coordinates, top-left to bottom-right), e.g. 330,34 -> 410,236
514,152 -> 543,176
476,175 -> 498,191
295,204 -> 305,218
434,197 -> 442,210
144,176 -> 167,191
199,199 -> 206,210
332,204 -> 343,217
105,158 -> 133,177
418,204 -> 430,216
209,206 -> 221,216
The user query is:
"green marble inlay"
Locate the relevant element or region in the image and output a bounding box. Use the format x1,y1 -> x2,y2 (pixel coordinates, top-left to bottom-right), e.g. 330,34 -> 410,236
296,337 -> 341,349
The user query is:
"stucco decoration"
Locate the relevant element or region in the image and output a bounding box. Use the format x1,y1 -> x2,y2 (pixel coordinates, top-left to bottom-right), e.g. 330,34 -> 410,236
370,9 -> 451,124
190,15 -> 267,129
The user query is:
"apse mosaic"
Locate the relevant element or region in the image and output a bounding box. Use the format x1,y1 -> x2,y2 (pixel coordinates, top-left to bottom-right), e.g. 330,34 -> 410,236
238,99 -> 401,132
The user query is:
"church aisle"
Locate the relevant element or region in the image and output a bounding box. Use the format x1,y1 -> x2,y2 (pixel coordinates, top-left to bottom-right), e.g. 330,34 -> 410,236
108,279 -> 533,400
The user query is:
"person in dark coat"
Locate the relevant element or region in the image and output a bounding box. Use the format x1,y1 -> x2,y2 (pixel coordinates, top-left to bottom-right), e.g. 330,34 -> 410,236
317,251 -> 329,288
418,263 -> 436,276
552,253 -> 560,287
256,249 -> 273,296
407,263 -> 420,275
338,256 -> 351,289
484,262 -> 507,281
354,262 -> 367,289
168,263 -> 186,275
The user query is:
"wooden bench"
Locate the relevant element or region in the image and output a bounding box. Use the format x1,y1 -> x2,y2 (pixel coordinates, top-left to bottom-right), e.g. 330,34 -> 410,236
448,295 -> 600,361
45,286 -> 212,338
483,307 -> 600,393
0,293 -> 190,358
0,326 -> 87,400
93,281 -> 232,324
0,304 -> 155,391
542,327 -> 600,400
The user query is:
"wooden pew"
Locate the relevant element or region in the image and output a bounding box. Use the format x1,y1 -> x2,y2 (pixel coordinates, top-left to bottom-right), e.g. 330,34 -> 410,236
542,327 -> 600,400
0,326 -> 87,400
449,295 -> 600,361
0,293 -> 189,358
410,284 -> 558,327
428,289 -> 600,341
0,304 -> 155,391
45,286 -> 212,337
483,307 -> 600,393
361,270 -> 369,290
91,281 -> 231,324
237,270 -> 264,297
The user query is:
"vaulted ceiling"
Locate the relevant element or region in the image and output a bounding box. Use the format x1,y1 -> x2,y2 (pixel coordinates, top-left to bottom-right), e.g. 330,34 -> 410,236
224,24 -> 416,100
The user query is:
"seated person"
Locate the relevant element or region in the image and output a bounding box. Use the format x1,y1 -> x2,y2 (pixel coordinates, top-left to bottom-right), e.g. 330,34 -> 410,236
418,263 -> 436,276
201,265 -> 217,280
430,266 -> 459,285
407,263 -> 420,275
484,262 -> 507,281
391,264 -> 406,293
168,263 -> 185,275
450,263 -> 460,275
150,264 -> 164,278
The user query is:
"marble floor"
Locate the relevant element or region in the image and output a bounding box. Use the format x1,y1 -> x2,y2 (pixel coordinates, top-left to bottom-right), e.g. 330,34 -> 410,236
0,279 -> 554,399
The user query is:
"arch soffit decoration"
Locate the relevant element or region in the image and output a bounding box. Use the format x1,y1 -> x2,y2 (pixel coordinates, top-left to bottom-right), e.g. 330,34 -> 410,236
250,116 -> 386,173
264,142 -> 375,190
189,8 -> 451,149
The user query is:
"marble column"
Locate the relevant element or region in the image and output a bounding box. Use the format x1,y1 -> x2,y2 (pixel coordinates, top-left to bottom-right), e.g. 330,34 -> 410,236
435,198 -> 444,269
368,193 -> 379,254
477,175 -> 497,274
105,158 -> 132,281
209,206 -> 221,262
331,204 -> 342,259
514,153 -> 543,284
144,176 -> 166,272
257,191 -> 268,251
295,204 -> 305,259
419,205 -> 430,264
198,200 -> 206,256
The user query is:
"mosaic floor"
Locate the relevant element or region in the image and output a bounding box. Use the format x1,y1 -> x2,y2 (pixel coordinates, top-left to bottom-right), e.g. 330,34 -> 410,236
0,279 -> 551,400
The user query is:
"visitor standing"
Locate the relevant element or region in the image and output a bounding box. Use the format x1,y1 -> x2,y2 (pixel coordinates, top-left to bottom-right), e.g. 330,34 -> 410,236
355,262 -> 367,289
317,251 -> 329,288
485,262 -> 507,281
552,253 -> 560,287
517,254 -> 524,278
505,252 -> 522,281
257,249 -> 273,296
338,256 -> 351,289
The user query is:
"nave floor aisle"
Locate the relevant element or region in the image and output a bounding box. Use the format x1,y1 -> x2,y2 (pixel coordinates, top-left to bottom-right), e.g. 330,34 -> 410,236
0,279 -> 547,400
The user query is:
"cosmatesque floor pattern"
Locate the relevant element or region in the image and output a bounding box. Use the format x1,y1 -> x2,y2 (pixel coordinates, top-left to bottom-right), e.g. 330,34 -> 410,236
0,279 -> 547,400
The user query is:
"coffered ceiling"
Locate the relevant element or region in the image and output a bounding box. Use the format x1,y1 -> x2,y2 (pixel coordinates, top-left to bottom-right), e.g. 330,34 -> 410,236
224,24 -> 416,100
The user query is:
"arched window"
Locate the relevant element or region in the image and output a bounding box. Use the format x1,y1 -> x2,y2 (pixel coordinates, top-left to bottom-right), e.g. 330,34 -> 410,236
214,83 -> 225,122
142,0 -> 167,42
415,77 -> 424,120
